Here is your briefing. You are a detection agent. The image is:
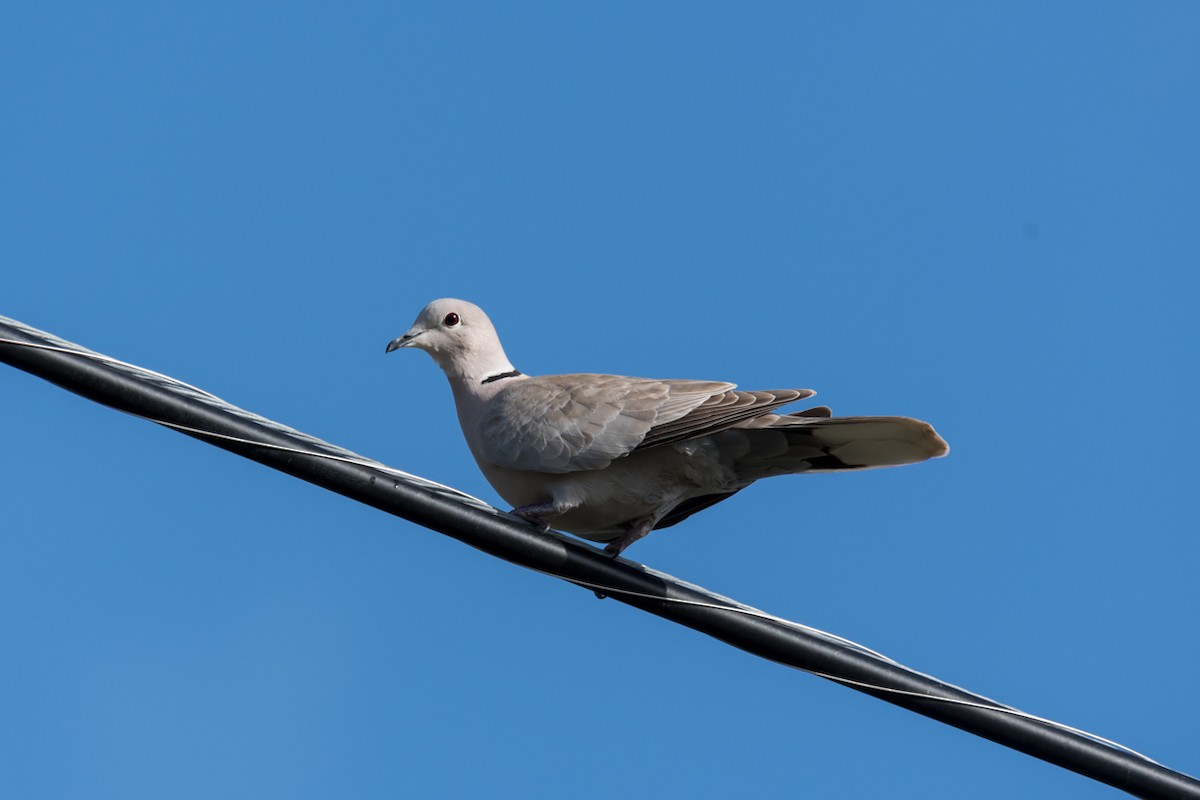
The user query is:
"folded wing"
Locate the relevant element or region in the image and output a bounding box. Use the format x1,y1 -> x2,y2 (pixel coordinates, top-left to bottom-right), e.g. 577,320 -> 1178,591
475,374 -> 814,473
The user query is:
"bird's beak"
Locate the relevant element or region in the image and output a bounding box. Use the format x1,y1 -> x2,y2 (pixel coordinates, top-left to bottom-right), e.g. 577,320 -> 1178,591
385,328 -> 424,353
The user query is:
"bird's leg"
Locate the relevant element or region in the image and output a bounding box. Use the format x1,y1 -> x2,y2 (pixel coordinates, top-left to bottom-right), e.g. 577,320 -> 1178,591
603,516 -> 656,558
510,502 -> 558,532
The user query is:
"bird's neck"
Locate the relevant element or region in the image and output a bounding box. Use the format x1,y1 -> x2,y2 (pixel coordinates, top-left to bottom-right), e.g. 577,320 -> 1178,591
440,349 -> 523,402
443,353 -> 526,454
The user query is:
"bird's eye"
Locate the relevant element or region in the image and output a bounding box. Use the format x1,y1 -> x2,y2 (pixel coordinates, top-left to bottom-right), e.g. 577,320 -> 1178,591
442,312 -> 460,327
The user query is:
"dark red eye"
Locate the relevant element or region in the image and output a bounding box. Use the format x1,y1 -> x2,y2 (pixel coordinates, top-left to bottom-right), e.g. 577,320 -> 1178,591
442,312 -> 460,327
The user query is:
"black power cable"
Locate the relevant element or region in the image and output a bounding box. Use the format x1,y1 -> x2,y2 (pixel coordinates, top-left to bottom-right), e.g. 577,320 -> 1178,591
2,314 -> 1197,800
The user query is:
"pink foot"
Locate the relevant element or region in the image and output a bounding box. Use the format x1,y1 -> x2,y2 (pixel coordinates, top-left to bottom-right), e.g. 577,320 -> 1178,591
510,503 -> 556,532
602,516 -> 655,558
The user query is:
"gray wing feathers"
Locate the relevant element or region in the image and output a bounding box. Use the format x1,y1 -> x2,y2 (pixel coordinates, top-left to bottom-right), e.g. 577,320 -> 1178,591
477,375 -> 735,473
475,375 -> 816,473
636,387 -> 814,450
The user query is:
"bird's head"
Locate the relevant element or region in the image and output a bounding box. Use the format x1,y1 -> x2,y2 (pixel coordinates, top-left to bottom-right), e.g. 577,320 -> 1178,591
386,298 -> 515,382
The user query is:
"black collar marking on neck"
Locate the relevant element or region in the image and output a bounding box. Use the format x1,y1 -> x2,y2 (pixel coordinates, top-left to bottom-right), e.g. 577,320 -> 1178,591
481,369 -> 523,385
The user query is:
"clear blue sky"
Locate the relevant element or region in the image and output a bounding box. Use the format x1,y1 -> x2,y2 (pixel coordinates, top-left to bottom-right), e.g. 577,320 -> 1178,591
2,3 -> 1197,798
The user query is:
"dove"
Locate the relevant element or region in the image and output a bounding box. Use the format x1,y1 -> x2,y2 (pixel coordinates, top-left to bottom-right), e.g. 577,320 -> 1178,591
386,299 -> 948,556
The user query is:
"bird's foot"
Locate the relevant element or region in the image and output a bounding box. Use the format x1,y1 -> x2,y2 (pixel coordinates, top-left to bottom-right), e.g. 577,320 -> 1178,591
510,503 -> 556,533
603,516 -> 655,558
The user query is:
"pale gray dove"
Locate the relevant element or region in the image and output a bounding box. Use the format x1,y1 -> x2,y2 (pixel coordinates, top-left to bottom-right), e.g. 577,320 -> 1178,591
387,299 -> 948,556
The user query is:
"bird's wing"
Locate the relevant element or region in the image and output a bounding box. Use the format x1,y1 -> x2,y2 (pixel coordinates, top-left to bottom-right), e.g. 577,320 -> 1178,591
474,373 -> 813,473
634,387 -> 815,450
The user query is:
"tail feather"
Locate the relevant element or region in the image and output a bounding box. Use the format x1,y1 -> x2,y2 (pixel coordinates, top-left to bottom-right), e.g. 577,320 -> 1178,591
789,405 -> 833,418
719,415 -> 948,479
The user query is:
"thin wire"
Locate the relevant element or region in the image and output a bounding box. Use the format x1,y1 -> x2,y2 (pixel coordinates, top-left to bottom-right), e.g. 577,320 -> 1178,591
0,333 -> 1168,772
144,415 -> 499,511
803,670 -> 1162,765
0,338 -> 227,403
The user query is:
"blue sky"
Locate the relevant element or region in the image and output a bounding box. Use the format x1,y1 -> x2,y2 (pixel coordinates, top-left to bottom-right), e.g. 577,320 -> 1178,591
2,3 -> 1198,798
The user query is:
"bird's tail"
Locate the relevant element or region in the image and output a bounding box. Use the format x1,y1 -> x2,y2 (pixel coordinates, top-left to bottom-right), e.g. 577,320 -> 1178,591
720,414 -> 949,480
